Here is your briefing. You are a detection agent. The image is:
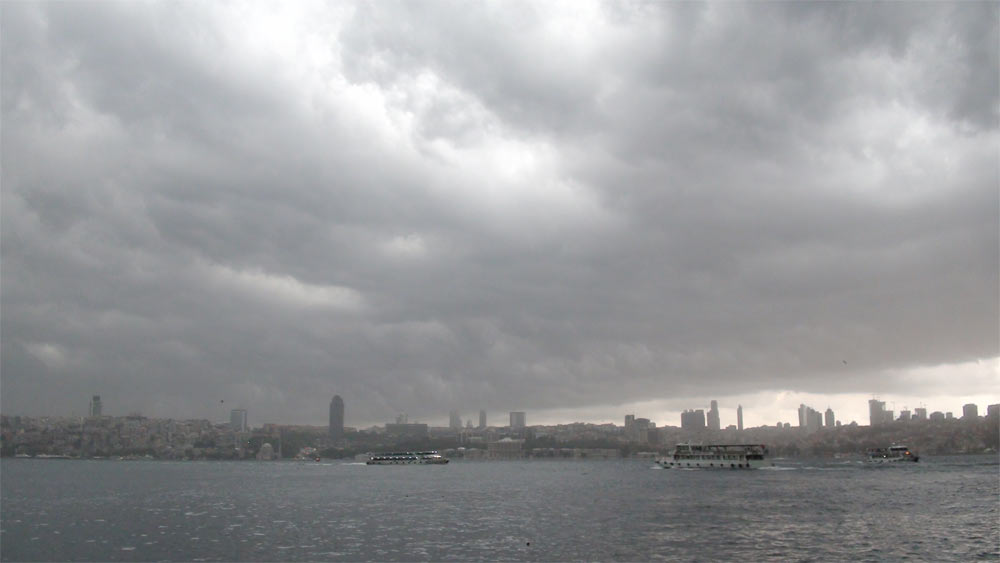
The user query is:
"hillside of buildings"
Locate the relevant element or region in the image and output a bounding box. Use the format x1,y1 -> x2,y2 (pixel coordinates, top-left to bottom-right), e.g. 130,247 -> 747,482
2,412 -> 996,461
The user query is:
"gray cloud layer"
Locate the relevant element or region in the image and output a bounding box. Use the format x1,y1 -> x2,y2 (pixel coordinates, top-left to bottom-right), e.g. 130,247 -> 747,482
3,2 -> 997,425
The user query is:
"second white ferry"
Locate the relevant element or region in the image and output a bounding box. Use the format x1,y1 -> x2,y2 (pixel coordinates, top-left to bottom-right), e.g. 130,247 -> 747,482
656,444 -> 770,469
866,445 -> 919,463
366,451 -> 450,465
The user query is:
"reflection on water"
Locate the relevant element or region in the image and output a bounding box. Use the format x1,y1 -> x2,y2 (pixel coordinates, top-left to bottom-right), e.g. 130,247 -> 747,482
1,456 -> 997,561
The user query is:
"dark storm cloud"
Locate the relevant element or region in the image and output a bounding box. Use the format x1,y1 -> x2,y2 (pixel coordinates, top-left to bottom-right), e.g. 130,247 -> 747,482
2,2 -> 996,425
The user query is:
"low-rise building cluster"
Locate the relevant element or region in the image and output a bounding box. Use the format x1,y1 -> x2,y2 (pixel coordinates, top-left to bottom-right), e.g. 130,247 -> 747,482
0,414 -> 272,460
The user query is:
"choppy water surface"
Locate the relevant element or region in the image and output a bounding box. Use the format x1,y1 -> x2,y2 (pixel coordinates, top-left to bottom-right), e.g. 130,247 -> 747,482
2,456 -> 997,561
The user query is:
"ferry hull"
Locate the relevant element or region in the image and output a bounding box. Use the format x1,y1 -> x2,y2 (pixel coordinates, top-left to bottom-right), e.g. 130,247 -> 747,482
365,451 -> 450,465
656,456 -> 769,469
366,458 -> 449,465
866,455 -> 919,463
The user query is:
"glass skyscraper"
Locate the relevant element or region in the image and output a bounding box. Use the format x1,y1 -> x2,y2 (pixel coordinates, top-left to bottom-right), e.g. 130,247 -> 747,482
329,395 -> 344,439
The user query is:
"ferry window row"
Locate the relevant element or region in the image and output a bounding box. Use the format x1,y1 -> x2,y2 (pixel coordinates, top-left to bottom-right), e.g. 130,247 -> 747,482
676,455 -> 745,460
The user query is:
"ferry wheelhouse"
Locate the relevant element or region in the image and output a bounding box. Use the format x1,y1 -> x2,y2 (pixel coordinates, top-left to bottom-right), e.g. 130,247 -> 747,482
656,444 -> 770,469
866,445 -> 919,463
366,451 -> 450,465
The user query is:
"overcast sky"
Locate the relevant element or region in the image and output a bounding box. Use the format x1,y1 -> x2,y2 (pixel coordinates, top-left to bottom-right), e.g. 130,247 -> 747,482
2,1 -> 997,429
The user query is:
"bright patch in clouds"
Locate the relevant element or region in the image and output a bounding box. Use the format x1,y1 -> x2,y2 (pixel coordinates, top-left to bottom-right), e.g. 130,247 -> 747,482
203,263 -> 364,310
24,342 -> 69,371
525,358 -> 1000,429
380,234 -> 428,259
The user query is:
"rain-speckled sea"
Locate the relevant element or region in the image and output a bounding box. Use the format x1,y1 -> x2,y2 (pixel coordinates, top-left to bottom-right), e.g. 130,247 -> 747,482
1,455 -> 997,562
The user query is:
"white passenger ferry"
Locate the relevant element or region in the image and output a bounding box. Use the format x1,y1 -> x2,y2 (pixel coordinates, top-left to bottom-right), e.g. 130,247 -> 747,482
366,451 -> 450,465
656,444 -> 770,469
866,445 -> 919,463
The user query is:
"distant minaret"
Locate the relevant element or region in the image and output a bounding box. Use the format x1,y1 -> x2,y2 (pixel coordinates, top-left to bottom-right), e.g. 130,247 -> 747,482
329,395 -> 344,439
737,404 -> 743,431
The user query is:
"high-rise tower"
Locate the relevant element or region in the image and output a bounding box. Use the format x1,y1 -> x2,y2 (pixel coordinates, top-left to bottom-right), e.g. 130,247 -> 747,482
681,409 -> 706,430
329,395 -> 344,439
737,404 -> 743,431
707,400 -> 720,431
509,411 -> 526,428
798,404 -> 823,434
230,408 -> 248,432
869,398 -> 887,426
89,395 -> 102,417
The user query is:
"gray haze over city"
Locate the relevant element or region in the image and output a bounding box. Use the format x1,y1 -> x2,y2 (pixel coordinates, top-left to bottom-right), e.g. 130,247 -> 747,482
2,2 -> 997,429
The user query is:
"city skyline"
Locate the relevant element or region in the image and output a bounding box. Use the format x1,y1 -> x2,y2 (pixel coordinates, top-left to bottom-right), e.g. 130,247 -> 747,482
6,399 -> 996,463
41,390 -> 1000,432
2,3 -> 997,428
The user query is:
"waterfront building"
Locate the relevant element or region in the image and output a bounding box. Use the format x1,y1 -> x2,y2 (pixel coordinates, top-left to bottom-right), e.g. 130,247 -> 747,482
479,410 -> 487,429
257,443 -> 275,460
737,405 -> 743,432
681,409 -> 705,431
488,437 -> 525,459
624,414 -> 635,431
510,412 -> 526,429
707,400 -> 720,431
329,395 -> 344,439
962,403 -> 979,419
229,409 -> 247,432
89,395 -> 102,417
824,407 -> 835,428
449,410 -> 462,430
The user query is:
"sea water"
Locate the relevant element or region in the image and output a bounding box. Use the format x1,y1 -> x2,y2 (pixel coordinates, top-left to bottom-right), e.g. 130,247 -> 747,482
1,455 -> 997,561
